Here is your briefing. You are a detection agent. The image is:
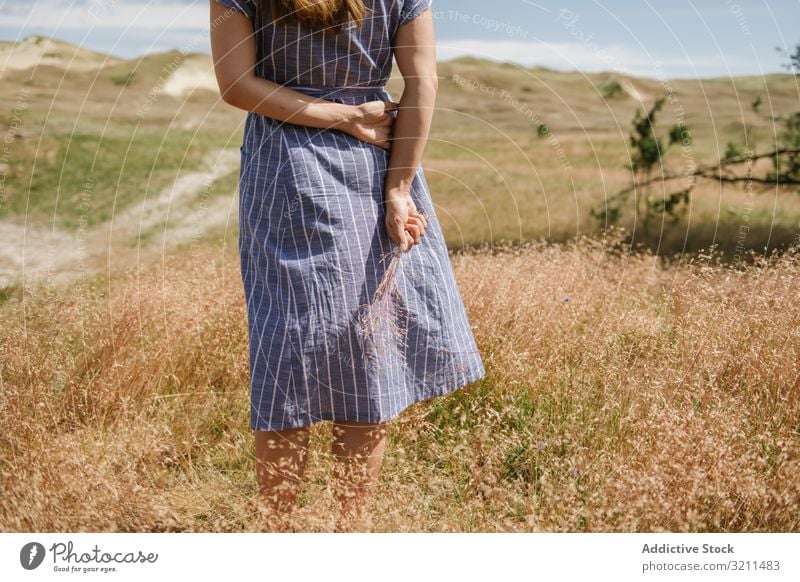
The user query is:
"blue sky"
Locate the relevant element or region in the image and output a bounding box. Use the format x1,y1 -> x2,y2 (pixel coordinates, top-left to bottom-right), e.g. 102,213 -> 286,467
1,0 -> 798,79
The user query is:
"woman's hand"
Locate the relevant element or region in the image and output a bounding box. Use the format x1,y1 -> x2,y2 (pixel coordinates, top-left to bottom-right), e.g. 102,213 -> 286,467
385,189 -> 429,253
340,100 -> 399,150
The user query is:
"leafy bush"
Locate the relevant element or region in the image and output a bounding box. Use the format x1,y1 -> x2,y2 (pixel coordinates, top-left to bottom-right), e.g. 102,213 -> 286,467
110,71 -> 136,87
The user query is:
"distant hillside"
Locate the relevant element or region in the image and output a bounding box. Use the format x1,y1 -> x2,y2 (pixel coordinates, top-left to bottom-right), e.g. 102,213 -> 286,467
0,34 -> 123,75
6,34 -> 797,158
2,33 -> 799,278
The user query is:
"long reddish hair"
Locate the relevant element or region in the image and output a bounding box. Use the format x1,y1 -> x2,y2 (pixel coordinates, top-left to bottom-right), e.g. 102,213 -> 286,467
261,0 -> 366,31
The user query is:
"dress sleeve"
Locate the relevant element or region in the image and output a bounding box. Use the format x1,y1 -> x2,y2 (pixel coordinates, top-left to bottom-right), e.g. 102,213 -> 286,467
213,0 -> 256,20
400,0 -> 432,25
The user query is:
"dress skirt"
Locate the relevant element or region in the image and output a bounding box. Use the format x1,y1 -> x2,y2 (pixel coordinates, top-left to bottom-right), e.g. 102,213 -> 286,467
238,84 -> 486,431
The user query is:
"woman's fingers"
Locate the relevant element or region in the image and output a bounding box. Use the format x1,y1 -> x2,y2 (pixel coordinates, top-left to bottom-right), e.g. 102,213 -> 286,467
408,208 -> 427,229
405,214 -> 426,238
405,221 -> 422,245
403,231 -> 415,252
385,198 -> 411,251
376,114 -> 394,126
402,199 -> 428,244
407,204 -> 428,230
386,216 -> 407,251
364,100 -> 398,120
385,195 -> 430,252
370,126 -> 391,148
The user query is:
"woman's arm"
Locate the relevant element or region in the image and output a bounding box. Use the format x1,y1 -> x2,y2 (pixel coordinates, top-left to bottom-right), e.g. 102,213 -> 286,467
209,1 -> 395,149
383,7 -> 436,251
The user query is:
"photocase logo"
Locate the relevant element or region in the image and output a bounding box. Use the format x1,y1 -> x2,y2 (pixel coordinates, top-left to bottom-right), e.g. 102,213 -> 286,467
20,542 -> 46,570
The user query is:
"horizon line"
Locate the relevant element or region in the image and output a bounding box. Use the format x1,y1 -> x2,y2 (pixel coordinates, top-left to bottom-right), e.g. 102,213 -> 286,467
3,33 -> 797,83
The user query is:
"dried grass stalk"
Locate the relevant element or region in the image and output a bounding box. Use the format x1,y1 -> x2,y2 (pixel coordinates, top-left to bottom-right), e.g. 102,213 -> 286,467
356,245 -> 413,366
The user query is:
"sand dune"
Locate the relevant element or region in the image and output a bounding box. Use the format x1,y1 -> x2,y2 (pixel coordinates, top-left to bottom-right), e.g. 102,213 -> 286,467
0,149 -> 240,289
0,34 -> 122,75
162,54 -> 220,99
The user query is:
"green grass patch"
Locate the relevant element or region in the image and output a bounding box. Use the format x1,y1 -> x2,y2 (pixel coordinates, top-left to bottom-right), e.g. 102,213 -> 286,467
1,128 -> 216,229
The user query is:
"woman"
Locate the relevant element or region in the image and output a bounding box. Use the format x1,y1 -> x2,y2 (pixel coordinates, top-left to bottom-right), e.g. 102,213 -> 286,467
210,0 -> 485,531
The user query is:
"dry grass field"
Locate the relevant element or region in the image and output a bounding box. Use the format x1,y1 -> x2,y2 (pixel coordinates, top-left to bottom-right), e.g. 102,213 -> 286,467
1,229 -> 798,532
1,38 -> 799,532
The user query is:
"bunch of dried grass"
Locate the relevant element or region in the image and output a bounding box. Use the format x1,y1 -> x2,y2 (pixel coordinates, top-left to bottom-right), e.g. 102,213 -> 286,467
356,245 -> 412,365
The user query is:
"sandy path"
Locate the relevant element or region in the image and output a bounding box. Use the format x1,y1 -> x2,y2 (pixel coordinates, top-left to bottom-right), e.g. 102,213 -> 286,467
0,148 -> 240,290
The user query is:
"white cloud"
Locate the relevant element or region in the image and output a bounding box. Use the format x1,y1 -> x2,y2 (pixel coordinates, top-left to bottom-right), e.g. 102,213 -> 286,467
0,1 -> 208,31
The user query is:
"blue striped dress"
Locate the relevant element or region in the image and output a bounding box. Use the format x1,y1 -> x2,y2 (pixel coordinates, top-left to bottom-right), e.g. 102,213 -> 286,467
214,0 -> 486,431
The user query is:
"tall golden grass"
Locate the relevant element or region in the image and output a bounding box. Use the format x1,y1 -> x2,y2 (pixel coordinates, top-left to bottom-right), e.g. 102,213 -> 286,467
1,228 -> 798,532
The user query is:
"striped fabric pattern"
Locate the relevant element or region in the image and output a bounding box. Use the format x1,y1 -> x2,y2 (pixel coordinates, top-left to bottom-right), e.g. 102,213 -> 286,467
215,0 -> 486,431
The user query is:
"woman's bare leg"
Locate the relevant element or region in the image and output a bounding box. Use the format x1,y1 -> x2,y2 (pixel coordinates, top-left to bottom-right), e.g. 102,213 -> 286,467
331,420 -> 388,531
254,426 -> 310,531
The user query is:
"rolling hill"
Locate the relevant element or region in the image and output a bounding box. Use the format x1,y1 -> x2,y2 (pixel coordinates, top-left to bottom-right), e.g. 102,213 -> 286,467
1,34 -> 799,291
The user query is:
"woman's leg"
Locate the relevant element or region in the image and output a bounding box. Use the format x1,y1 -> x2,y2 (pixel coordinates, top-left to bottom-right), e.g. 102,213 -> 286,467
331,419 -> 388,531
254,426 -> 311,531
